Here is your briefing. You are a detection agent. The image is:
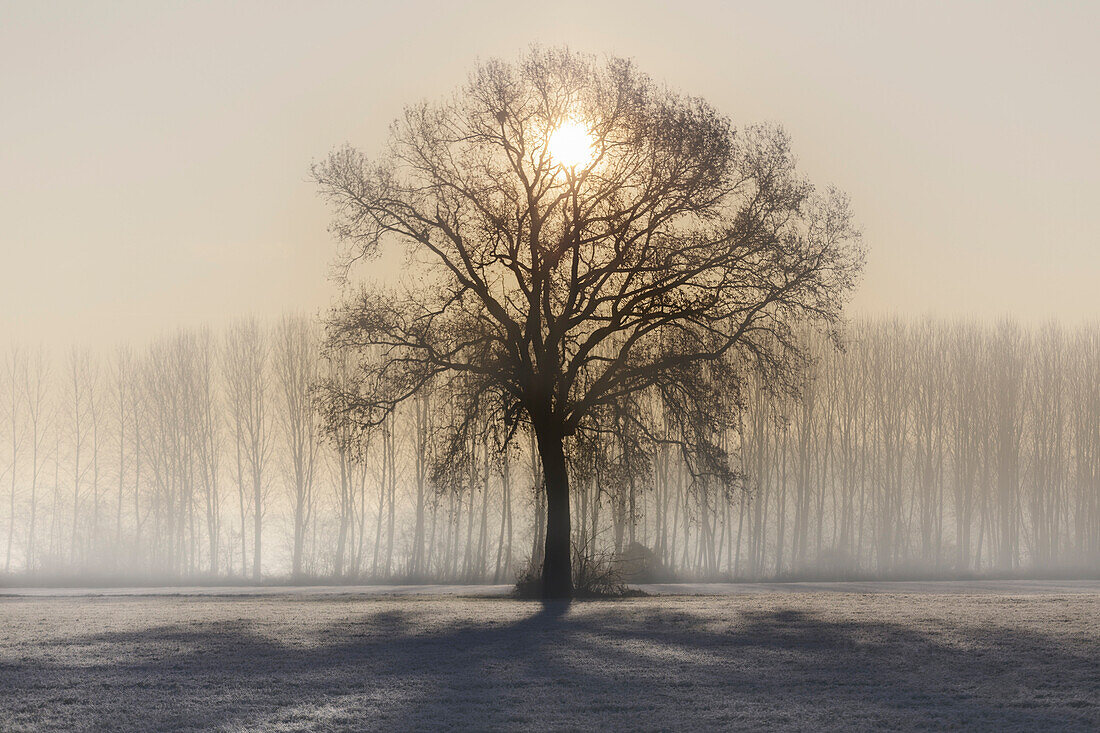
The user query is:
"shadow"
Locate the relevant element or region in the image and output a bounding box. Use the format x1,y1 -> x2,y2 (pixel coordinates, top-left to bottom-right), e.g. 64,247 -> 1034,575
537,598 -> 571,619
0,596 -> 1096,730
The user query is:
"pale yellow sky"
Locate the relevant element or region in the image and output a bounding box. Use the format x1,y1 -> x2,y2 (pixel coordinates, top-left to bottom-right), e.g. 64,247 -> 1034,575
1,0 -> 1097,346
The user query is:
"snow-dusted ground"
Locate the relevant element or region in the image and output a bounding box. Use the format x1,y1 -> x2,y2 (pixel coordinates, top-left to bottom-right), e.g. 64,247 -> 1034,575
0,583 -> 516,598
638,578 -> 1100,595
3,578 -> 1097,597
1,589 -> 1097,731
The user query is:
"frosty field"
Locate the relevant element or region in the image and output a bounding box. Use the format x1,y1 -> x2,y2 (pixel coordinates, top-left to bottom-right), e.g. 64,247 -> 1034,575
1,584 -> 1097,731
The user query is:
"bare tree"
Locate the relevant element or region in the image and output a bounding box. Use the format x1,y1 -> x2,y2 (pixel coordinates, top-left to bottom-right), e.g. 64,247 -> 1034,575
223,320 -> 272,581
23,348 -> 49,573
4,346 -> 25,572
141,334 -> 198,574
66,348 -> 91,566
274,315 -> 320,578
320,347 -> 368,578
193,330 -> 222,575
110,347 -> 130,568
409,390 -> 432,577
313,48 -> 862,596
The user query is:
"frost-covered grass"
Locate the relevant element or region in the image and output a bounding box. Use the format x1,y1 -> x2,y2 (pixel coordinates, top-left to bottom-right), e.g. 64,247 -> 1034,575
1,590 -> 1097,731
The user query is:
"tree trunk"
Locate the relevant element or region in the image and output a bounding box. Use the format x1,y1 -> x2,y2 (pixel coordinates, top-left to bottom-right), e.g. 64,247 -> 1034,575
252,474 -> 262,582
535,425 -> 572,598
292,492 -> 305,578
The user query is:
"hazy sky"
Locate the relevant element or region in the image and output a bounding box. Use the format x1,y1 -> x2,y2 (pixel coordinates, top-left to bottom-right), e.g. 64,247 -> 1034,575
2,0 -> 1097,345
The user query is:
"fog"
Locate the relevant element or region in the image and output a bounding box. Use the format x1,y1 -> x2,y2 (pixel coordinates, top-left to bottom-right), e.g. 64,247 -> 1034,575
1,316 -> 1095,585
1,3 -> 1097,585
4,6 -> 1098,733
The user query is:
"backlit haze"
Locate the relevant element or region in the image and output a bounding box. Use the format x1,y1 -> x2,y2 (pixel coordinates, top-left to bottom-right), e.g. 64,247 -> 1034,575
2,0 -> 1097,347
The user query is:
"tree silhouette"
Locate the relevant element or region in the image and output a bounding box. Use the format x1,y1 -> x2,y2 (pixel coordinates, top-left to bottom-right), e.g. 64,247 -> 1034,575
313,48 -> 863,597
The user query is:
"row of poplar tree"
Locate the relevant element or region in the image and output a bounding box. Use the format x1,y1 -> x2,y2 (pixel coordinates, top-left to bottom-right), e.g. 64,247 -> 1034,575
1,316 -> 1097,582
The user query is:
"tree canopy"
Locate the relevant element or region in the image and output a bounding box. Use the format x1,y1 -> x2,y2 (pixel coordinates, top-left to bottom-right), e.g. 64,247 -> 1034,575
314,47 -> 863,596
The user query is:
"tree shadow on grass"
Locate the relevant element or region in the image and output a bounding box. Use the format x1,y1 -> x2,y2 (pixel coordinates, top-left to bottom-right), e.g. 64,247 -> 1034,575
1,598 -> 1096,731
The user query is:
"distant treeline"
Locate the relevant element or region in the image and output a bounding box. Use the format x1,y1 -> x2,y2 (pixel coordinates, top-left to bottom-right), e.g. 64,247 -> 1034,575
0,317 -> 1097,583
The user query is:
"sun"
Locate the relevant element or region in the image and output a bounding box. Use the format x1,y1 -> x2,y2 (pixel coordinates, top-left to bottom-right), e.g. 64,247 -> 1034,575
547,119 -> 595,169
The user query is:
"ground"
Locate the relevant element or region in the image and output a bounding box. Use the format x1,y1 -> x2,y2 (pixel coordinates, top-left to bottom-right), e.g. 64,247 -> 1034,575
0,582 -> 1097,731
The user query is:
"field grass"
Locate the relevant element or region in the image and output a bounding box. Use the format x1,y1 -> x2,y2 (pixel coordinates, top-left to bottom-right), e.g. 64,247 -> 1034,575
1,587 -> 1097,731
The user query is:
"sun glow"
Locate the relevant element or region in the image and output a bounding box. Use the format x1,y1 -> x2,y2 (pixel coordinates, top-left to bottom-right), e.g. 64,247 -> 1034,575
547,119 -> 595,169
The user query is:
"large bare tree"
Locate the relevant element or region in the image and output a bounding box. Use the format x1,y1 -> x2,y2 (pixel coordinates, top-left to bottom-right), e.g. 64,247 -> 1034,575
313,48 -> 862,597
